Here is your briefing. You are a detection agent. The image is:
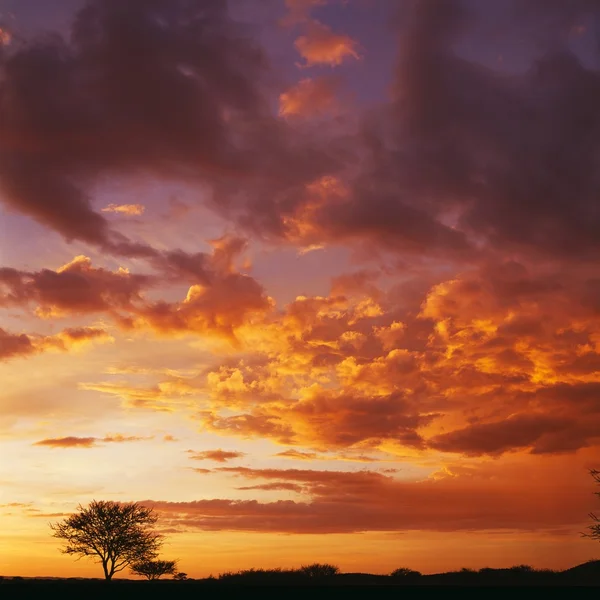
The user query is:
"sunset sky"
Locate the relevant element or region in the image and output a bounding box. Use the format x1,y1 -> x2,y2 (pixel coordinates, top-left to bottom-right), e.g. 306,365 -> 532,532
1,0 -> 599,579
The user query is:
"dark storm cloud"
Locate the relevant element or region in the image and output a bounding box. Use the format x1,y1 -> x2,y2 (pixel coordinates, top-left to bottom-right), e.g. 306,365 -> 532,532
364,0 -> 600,261
2,0 -> 600,262
0,0 -> 288,250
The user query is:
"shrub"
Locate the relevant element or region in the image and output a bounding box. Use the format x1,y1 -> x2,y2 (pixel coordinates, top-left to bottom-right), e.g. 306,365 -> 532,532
299,563 -> 340,578
510,564 -> 534,573
390,567 -> 422,579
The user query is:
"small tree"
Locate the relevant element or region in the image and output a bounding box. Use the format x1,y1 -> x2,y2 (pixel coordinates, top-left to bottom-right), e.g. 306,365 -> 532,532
299,563 -> 340,578
50,500 -> 162,581
173,572 -> 188,581
583,469 -> 600,542
131,559 -> 177,580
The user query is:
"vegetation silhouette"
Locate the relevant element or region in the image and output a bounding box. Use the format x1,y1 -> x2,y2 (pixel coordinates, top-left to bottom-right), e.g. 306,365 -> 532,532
390,567 -> 422,581
2,561 -> 600,588
50,500 -> 164,581
583,469 -> 600,543
299,563 -> 340,577
130,559 -> 177,580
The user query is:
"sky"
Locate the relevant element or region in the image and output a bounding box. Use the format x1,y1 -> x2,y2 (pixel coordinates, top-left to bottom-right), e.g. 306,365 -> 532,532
0,0 -> 599,579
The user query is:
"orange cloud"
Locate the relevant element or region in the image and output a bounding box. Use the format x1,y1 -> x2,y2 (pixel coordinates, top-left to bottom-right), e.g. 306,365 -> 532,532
179,257 -> 600,458
149,460 -> 594,534
0,256 -> 152,319
0,328 -> 36,360
187,449 -> 246,463
134,273 -> 273,341
33,434 -> 153,448
275,449 -> 378,462
279,77 -> 340,118
33,437 -> 97,448
275,449 -> 319,460
101,203 -> 145,216
0,326 -> 112,362
0,240 -> 272,342
294,20 -> 359,67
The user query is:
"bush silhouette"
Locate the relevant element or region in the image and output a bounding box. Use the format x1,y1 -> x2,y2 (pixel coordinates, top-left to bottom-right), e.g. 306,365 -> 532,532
510,564 -> 534,573
218,568 -> 302,584
390,568 -> 422,579
299,563 -> 340,578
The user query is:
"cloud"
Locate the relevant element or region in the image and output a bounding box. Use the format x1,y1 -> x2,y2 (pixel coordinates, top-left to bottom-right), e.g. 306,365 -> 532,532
0,328 -> 36,360
33,434 -> 153,448
367,0 -> 600,261
0,0 -> 275,251
0,240 -> 273,341
428,414 -> 590,456
148,461 -> 593,534
279,77 -> 340,118
45,327 -> 113,350
33,436 -> 97,448
187,449 -> 246,463
294,20 -> 360,67
187,255 -> 600,457
275,449 -> 320,460
2,0 -> 599,266
0,255 -> 153,318
0,325 -> 112,362
78,379 -> 196,411
134,271 -> 273,340
201,388 -> 433,451
281,0 -> 328,26
275,449 -> 378,462
101,434 -> 153,443
101,203 -> 145,216
237,482 -> 304,492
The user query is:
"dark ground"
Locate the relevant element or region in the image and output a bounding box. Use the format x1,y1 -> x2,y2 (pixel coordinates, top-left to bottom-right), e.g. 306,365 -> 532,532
2,560 -> 599,596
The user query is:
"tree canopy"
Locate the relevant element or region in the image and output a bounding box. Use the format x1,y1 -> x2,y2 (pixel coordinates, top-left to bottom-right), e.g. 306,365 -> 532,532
50,500 -> 163,580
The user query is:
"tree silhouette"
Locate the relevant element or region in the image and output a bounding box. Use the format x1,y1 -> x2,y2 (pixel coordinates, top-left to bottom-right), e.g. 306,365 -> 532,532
50,500 -> 162,580
173,572 -> 188,581
584,469 -> 600,542
130,559 -> 177,580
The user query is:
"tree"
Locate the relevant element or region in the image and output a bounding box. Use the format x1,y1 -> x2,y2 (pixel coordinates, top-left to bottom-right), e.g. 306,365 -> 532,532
584,469 -> 600,542
130,559 -> 177,580
50,500 -> 163,581
173,572 -> 188,581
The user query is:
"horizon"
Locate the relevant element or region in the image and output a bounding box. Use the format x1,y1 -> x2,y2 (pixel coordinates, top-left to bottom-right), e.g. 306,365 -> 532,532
1,0 -> 599,580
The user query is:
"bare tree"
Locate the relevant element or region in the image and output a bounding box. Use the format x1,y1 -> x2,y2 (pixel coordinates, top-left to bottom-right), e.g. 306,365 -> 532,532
50,500 -> 163,580
131,559 -> 177,580
583,469 -> 600,542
